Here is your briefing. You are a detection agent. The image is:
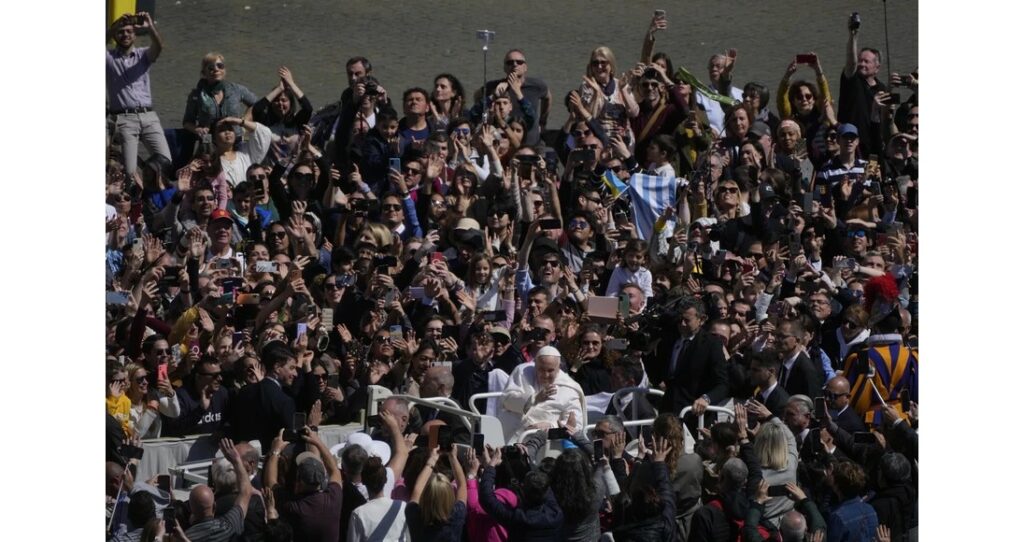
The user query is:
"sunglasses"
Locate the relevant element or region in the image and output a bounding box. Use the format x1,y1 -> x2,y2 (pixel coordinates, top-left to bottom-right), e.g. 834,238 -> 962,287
114,194 -> 133,202
247,174 -> 267,182
292,172 -> 315,183
110,378 -> 126,384
431,200 -> 447,208
135,376 -> 149,384
590,59 -> 610,66
270,231 -> 287,238
382,204 -> 403,212
569,220 -> 589,229
195,195 -> 217,202
717,187 -> 739,194
426,327 -> 444,333
505,59 -> 526,66
373,335 -> 391,343
847,230 -> 867,238
541,260 -> 560,268
152,348 -> 171,355
826,133 -> 838,141
403,167 -> 422,175
314,373 -> 329,381
641,81 -> 661,89
454,127 -> 471,136
206,61 -> 225,71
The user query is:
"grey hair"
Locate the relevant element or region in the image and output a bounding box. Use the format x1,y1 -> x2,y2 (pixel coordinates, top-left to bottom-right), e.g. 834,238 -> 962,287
780,510 -> 808,542
719,458 -> 748,491
788,394 -> 813,415
210,458 -> 237,494
340,444 -> 369,476
597,415 -> 626,435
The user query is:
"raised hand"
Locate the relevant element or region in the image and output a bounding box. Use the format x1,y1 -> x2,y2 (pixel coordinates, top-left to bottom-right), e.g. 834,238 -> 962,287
651,436 -> 672,463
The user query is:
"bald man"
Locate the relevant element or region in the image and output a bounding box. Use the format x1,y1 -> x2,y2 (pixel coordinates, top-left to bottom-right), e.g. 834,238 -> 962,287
826,375 -> 868,435
186,440 -> 253,542
780,510 -> 807,542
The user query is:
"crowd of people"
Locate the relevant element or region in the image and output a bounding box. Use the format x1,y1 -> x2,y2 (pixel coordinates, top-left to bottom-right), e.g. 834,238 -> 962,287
105,9 -> 919,542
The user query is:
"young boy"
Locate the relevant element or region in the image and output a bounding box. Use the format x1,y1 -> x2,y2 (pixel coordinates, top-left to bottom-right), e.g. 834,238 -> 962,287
645,134 -> 678,178
605,239 -> 654,298
359,109 -> 400,193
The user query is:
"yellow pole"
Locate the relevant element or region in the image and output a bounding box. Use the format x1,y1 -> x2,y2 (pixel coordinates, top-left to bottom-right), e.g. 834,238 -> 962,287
107,0 -> 137,29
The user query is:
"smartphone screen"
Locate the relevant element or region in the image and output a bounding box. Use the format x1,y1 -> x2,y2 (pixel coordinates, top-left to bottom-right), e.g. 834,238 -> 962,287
163,506 -> 177,528
593,439 -> 604,462
539,218 -> 561,230
292,412 -> 307,431
473,433 -> 485,455
814,397 -> 827,420
802,193 -> 814,215
389,157 -> 402,172
389,325 -> 404,342
157,474 -> 171,494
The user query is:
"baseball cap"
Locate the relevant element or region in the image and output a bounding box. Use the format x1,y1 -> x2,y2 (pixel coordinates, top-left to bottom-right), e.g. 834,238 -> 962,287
836,123 -> 859,138
748,121 -> 771,139
210,208 -> 233,224
490,326 -> 511,344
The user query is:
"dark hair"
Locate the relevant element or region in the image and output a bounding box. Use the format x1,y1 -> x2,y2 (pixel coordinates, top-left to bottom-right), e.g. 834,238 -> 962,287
141,334 -> 168,355
859,47 -> 882,63
748,349 -> 781,376
233,180 -> 254,199
787,80 -> 821,114
376,109 -> 398,129
362,456 -> 388,495
651,52 -> 676,82
346,56 -> 372,73
550,449 -> 597,523
260,341 -> 296,371
526,285 -> 551,301
403,87 -> 430,103
520,470 -> 550,507
833,461 -> 868,500
648,133 -> 677,157
614,355 -> 645,385
127,491 -> 156,528
495,445 -> 532,491
433,73 -> 466,111
743,82 -> 771,112
264,519 -> 294,542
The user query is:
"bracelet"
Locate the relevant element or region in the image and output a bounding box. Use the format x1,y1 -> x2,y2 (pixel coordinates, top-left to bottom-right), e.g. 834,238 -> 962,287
270,450 -> 281,456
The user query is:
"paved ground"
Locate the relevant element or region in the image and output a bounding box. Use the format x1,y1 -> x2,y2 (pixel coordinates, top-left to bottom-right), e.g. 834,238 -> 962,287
140,0 -> 918,129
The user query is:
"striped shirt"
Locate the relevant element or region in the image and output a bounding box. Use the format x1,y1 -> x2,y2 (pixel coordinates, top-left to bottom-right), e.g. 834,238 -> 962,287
815,157 -> 867,185
842,336 -> 918,420
185,505 -> 244,542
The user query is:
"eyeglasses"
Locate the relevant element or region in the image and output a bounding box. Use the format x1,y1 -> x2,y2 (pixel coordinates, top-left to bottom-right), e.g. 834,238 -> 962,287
114,194 -> 132,202
382,204 -> 403,212
505,59 -> 526,66
641,82 -> 661,89
797,93 -> 814,101
314,373 -> 329,381
403,167 -> 422,175
541,260 -> 560,268
373,335 -> 391,343
247,174 -> 267,182
206,62 -> 225,71
826,133 -> 838,141
535,328 -> 554,335
454,127 -> 471,136
135,376 -> 149,384
590,59 -> 610,67
152,348 -> 171,355
749,252 -> 765,259
270,231 -> 287,238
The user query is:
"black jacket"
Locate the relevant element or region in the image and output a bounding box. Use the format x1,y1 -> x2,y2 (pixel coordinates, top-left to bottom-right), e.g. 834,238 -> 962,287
479,465 -> 563,542
780,352 -> 824,399
657,330 -> 729,416
613,461 -> 678,542
229,378 -> 297,449
868,484 -> 916,542
832,405 -> 869,435
756,384 -> 790,422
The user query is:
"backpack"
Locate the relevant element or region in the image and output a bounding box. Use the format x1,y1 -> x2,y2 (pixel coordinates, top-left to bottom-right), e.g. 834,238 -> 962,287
706,498 -> 781,542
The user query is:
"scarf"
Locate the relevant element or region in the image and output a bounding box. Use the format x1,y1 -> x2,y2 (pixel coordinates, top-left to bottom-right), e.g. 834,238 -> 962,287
197,79 -> 226,96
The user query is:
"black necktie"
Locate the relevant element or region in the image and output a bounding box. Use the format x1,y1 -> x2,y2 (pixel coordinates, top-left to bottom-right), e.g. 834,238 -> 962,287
779,365 -> 790,388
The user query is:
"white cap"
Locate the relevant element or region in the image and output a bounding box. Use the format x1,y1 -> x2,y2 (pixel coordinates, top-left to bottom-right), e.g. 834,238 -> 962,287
536,346 -> 562,360
341,431 -> 392,465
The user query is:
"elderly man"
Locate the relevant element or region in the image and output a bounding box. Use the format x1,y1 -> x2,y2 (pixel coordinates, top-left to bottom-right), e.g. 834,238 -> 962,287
825,375 -> 868,435
501,346 -> 584,441
415,365 -> 471,445
186,440 -> 254,542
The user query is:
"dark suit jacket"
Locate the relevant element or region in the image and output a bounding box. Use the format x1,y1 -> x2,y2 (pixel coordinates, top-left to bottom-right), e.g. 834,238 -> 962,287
660,331 -> 729,416
780,352 -> 824,399
605,392 -> 657,439
229,378 -> 297,449
833,405 -> 869,435
759,383 -> 791,420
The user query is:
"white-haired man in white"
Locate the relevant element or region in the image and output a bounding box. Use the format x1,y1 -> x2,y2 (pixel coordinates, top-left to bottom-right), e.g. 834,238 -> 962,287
500,346 -> 584,440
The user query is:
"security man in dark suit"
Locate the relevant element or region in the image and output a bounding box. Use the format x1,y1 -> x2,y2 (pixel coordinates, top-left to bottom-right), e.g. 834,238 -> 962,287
229,341 -> 301,449
655,300 -> 729,420
775,319 -> 825,399
746,350 -> 791,420
825,375 -> 868,434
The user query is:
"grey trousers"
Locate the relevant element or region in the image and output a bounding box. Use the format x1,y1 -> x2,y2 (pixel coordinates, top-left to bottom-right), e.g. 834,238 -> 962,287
113,110 -> 171,175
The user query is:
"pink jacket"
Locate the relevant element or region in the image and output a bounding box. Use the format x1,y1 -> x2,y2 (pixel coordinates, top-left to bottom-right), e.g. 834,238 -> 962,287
467,478 -> 518,542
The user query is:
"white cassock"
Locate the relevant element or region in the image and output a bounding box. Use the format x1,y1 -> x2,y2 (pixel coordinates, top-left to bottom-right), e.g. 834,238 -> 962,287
500,362 -> 584,442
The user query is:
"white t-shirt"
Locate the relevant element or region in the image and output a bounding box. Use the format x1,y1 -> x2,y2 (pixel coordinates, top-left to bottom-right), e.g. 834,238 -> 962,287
347,496 -> 409,542
219,123 -> 273,187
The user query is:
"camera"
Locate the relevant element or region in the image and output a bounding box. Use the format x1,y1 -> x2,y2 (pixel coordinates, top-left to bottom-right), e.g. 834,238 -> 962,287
364,81 -> 379,96
642,67 -> 659,80
848,12 -> 861,31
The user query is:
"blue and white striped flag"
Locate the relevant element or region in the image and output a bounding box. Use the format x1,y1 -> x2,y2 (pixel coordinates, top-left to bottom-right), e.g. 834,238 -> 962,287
628,174 -> 681,240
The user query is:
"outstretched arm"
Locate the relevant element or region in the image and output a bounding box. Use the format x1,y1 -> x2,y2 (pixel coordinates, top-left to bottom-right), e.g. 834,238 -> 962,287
220,438 -> 254,517
844,23 -> 859,78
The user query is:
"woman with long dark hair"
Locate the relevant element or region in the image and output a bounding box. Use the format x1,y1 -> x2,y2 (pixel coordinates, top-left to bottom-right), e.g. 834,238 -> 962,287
430,73 -> 467,131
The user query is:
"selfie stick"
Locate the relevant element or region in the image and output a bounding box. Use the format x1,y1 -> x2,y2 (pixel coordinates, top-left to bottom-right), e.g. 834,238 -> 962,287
477,30 -> 495,124
882,0 -> 892,74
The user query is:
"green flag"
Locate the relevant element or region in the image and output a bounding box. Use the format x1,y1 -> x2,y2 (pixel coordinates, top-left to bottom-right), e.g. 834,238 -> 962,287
674,66 -> 740,107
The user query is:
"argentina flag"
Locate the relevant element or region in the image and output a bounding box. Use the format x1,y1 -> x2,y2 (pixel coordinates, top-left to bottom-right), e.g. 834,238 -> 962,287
628,173 -> 683,240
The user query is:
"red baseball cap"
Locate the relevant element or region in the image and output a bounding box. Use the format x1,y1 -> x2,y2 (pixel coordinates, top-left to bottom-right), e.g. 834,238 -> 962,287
210,208 -> 233,224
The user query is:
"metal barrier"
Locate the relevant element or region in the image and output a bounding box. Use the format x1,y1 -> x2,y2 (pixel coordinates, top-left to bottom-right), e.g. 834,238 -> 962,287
678,405 -> 736,440
365,385 -> 480,433
611,387 -> 665,420
468,391 -> 503,416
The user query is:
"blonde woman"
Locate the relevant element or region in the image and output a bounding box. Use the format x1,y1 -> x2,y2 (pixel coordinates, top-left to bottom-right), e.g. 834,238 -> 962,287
124,363 -> 180,439
578,47 -> 639,151
406,446 -> 468,541
753,417 -> 798,526
182,52 -> 258,139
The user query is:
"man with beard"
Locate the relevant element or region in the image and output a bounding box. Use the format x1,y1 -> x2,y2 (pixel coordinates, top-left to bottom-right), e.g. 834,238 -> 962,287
162,356 -> 230,437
